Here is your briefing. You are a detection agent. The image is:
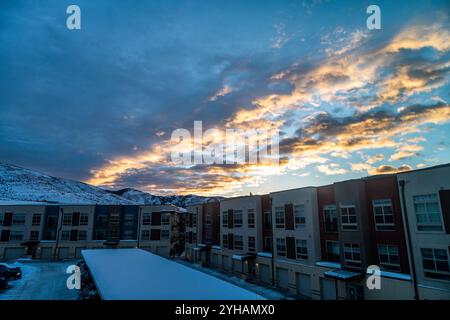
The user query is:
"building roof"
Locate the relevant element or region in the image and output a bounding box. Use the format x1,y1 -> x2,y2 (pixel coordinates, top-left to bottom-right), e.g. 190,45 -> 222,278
82,248 -> 265,300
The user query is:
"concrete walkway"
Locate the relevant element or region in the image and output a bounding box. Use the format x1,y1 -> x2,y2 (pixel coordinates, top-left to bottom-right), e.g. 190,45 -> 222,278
175,258 -> 293,300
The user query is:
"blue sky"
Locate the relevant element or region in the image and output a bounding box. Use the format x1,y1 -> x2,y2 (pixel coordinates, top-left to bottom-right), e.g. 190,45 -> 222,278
0,0 -> 449,196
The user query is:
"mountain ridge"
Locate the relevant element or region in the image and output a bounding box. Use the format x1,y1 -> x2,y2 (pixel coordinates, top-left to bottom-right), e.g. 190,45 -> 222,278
0,163 -> 222,207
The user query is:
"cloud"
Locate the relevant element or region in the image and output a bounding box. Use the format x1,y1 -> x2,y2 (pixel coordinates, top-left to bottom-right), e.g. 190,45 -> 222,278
369,164 -> 412,175
316,163 -> 348,175
209,85 -> 233,101
389,144 -> 423,161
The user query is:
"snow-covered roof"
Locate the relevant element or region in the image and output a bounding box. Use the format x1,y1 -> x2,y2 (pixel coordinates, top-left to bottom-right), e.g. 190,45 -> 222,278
232,254 -> 254,261
378,270 -> 412,281
257,252 -> 272,258
315,261 -> 342,269
324,269 -> 362,280
82,248 -> 265,300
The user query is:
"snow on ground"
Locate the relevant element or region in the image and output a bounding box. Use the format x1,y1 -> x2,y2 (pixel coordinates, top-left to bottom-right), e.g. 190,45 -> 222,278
0,260 -> 79,300
175,259 -> 291,300
82,248 -> 266,300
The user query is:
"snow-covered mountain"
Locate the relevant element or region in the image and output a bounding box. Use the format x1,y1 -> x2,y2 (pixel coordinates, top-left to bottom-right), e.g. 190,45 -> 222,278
0,163 -> 134,204
0,163 -> 223,206
110,188 -> 223,207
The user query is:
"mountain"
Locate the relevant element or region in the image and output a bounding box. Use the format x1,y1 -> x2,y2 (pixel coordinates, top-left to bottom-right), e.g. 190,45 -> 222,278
0,163 -> 134,204
110,188 -> 224,207
0,163 -> 223,206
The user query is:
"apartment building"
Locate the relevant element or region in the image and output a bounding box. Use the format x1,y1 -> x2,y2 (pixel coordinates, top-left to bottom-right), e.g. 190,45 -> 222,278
220,195 -> 268,280
268,187 -> 321,298
185,200 -> 221,266
0,205 -> 47,260
0,204 -> 185,260
397,164 -> 450,299
315,175 -> 416,300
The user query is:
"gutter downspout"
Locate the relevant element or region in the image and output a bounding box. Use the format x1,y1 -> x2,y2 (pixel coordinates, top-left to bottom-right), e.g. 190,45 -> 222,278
53,207 -> 63,260
270,198 -> 275,287
399,180 -> 419,300
196,207 -> 199,262
137,207 -> 142,248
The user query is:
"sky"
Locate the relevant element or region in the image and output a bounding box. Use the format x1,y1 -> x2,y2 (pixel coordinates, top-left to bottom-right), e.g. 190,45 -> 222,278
0,0 -> 449,196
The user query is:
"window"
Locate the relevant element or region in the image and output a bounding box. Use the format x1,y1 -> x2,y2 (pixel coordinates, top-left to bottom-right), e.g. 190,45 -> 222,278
95,230 -> 106,240
377,244 -> 400,271
323,205 -> 338,233
143,213 -> 151,225
192,232 -> 197,242
206,213 -> 212,226
344,243 -> 361,268
421,248 -> 450,280
234,235 -> 243,250
161,229 -> 169,240
0,213 -> 3,225
47,216 -> 57,227
97,215 -> 107,226
247,209 -> 255,228
124,214 -> 134,226
29,231 -> 39,241
78,230 -> 87,241
32,214 -> 41,226
341,206 -> 357,230
192,212 -> 197,227
222,212 -> 228,227
414,194 -> 443,231
222,234 -> 228,248
141,230 -> 150,240
80,213 -> 89,226
264,236 -> 272,252
162,213 -> 170,225
276,238 -> 286,256
122,230 -> 134,240
373,199 -> 394,231
275,207 -> 285,228
248,236 -> 255,252
63,213 -> 72,226
234,210 -> 243,227
109,229 -> 119,239
294,204 -> 306,229
264,211 -> 272,228
326,241 -> 340,262
296,239 -> 308,260
109,215 -> 120,224
10,231 -> 23,241
61,230 -> 70,241
13,214 -> 25,225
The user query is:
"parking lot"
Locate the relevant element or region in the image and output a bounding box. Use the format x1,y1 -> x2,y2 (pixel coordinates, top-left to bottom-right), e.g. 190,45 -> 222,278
0,260 -> 80,300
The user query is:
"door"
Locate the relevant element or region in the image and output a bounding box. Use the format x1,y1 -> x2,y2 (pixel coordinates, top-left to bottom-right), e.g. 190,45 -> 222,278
296,273 -> 312,299
347,284 -> 365,300
320,278 -> 337,300
259,264 -> 271,284
58,247 -> 70,259
40,247 -> 54,259
212,253 -> 219,268
233,259 -> 243,274
222,255 -> 230,271
276,267 -> 289,289
3,247 -> 25,260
